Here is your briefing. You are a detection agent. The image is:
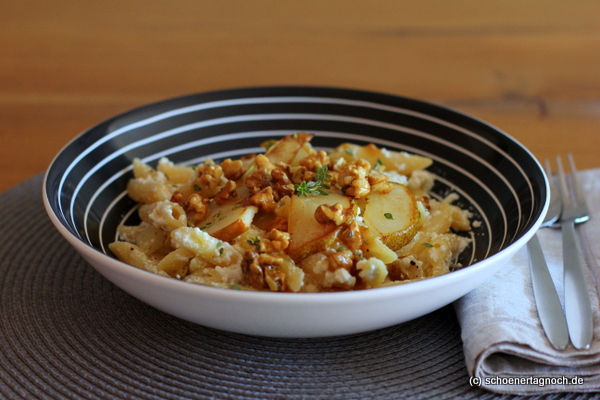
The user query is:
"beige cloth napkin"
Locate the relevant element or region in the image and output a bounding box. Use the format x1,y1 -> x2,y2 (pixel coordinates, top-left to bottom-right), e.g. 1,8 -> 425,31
455,168 -> 600,395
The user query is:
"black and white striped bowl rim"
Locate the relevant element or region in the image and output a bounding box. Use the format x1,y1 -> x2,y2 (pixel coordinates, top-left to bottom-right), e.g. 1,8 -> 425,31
44,86 -> 547,270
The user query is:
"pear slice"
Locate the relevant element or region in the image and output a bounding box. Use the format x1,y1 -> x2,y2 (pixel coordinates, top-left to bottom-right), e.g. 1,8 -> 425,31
363,182 -> 422,251
289,142 -> 317,167
202,200 -> 258,242
288,191 -> 351,262
264,133 -> 315,165
359,225 -> 398,264
330,143 -> 432,175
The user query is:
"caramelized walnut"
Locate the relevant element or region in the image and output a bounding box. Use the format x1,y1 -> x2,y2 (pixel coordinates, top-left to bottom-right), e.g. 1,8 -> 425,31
270,166 -> 295,199
264,266 -> 286,292
242,250 -> 265,289
367,171 -> 394,194
214,180 -> 237,205
338,160 -> 371,198
299,150 -> 330,170
314,203 -> 352,226
327,249 -> 355,271
220,158 -> 246,181
188,193 -> 210,222
290,166 -> 316,185
245,154 -> 274,192
255,153 -> 274,171
195,163 -> 226,198
340,220 -> 363,251
170,191 -> 187,207
247,186 -> 277,213
242,251 -> 287,291
257,229 -> 290,253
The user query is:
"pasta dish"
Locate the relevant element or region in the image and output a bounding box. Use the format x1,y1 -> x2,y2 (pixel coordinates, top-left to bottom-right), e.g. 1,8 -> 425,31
109,133 -> 471,292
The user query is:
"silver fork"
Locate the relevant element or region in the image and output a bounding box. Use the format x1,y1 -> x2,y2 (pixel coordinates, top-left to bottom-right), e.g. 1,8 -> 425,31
528,160 -> 569,349
556,154 -> 593,349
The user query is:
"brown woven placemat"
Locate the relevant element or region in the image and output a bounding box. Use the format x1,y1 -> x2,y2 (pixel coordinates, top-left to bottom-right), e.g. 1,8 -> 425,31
0,175 -> 595,400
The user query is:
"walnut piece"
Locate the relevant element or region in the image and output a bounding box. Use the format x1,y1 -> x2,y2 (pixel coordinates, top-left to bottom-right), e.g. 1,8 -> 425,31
220,158 -> 246,181
327,248 -> 355,271
245,154 -> 274,192
242,250 -> 265,289
314,203 -> 352,226
299,150 -> 330,170
195,163 -> 226,198
338,159 -> 371,198
257,229 -> 290,253
270,166 -> 295,199
367,171 -> 394,194
247,186 -> 277,213
340,220 -> 363,251
242,250 -> 288,291
188,193 -> 210,222
170,191 -> 187,207
290,166 -> 315,185
214,180 -> 237,205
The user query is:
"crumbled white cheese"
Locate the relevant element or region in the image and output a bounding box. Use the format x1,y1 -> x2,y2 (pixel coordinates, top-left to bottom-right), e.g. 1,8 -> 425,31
214,264 -> 244,285
149,200 -> 187,231
170,227 -> 242,268
357,257 -> 388,288
324,268 -> 356,289
382,171 -> 408,185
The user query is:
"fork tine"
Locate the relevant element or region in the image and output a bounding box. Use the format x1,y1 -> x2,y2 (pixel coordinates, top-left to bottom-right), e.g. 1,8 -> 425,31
541,159 -> 561,227
568,153 -> 588,212
556,156 -> 570,204
544,159 -> 552,177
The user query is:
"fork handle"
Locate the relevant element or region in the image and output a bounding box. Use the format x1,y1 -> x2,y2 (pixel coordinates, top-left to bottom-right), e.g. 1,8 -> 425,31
563,221 -> 594,349
528,234 -> 569,349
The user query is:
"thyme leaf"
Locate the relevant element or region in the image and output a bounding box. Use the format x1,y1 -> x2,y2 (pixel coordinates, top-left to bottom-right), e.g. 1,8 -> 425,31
294,165 -> 332,196
247,237 -> 261,249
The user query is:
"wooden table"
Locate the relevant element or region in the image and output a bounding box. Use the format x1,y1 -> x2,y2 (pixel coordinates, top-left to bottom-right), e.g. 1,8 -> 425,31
1,0 -> 599,193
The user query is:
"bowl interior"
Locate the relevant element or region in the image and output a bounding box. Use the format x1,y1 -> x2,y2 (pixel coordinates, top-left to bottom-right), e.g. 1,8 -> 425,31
45,86 -> 547,277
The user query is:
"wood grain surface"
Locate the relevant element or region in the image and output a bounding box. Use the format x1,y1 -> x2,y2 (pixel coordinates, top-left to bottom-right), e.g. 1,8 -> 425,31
1,1 -> 599,193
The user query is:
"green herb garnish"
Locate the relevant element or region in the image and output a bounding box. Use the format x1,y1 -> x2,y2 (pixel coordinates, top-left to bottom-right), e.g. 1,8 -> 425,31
384,213 -> 394,220
247,237 -> 261,248
294,165 -> 332,196
423,243 -> 434,248
199,222 -> 210,230
354,249 -> 365,260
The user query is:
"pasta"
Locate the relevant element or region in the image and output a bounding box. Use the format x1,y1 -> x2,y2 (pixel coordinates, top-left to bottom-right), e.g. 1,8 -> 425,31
109,133 -> 472,292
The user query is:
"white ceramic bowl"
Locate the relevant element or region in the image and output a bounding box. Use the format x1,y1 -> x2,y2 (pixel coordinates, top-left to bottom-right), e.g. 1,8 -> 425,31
44,86 -> 548,337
